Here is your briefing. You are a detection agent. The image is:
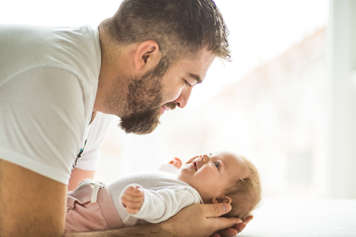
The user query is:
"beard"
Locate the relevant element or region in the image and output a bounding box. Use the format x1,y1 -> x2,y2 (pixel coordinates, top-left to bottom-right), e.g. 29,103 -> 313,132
120,57 -> 172,134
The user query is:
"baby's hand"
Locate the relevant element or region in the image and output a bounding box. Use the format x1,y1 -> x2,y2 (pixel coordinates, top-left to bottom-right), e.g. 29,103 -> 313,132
121,185 -> 144,214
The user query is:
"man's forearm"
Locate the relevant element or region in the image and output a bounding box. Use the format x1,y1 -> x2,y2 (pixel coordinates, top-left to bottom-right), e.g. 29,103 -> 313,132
64,224 -> 174,237
0,160 -> 66,237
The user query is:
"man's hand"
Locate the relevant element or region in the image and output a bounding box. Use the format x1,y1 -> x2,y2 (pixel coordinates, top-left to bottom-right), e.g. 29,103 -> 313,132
160,202 -> 243,237
211,215 -> 253,237
0,159 -> 66,237
210,197 -> 252,236
121,185 -> 144,214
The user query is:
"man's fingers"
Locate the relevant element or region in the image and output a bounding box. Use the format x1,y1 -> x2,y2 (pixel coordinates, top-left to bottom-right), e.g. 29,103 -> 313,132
235,222 -> 246,233
210,233 -> 221,237
202,202 -> 232,218
233,215 -> 253,233
195,203 -> 243,234
243,215 -> 253,224
210,216 -> 243,234
219,228 -> 238,237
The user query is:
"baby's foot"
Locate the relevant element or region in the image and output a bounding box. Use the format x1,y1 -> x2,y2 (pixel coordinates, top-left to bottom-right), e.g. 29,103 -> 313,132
169,157 -> 182,168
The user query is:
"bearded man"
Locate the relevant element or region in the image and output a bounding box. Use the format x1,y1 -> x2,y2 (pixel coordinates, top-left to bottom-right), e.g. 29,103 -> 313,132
0,0 -> 251,236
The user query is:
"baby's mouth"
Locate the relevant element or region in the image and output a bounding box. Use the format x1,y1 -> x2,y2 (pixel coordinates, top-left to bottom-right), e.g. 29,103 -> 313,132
193,161 -> 198,171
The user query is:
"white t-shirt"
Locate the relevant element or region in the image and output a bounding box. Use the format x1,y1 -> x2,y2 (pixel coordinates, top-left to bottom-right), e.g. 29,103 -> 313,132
74,112 -> 117,171
0,25 -> 107,184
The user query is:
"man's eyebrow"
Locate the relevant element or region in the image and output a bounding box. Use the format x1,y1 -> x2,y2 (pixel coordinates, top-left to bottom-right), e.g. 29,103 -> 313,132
188,73 -> 202,84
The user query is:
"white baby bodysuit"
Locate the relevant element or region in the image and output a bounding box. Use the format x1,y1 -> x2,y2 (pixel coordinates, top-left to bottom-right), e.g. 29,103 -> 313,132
108,172 -> 202,225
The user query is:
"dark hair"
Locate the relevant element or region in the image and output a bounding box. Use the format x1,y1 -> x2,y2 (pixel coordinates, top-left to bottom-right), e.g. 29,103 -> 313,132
105,0 -> 230,61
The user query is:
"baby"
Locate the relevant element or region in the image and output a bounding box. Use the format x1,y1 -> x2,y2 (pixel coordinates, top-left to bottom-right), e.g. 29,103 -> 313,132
65,152 -> 261,232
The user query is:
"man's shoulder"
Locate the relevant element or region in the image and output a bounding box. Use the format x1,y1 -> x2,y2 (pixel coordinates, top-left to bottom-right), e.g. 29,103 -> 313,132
0,24 -> 101,84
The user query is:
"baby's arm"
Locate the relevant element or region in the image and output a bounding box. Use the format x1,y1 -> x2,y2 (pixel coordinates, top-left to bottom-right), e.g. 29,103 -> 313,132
120,184 -> 201,223
159,157 -> 182,174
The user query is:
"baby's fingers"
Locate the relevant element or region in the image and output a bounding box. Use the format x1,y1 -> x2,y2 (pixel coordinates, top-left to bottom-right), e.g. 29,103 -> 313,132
125,204 -> 143,214
121,194 -> 144,214
125,186 -> 142,195
121,192 -> 144,204
121,185 -> 144,214
122,186 -> 143,198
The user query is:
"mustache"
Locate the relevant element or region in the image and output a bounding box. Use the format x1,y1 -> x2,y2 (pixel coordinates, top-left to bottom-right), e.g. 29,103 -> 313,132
165,101 -> 177,110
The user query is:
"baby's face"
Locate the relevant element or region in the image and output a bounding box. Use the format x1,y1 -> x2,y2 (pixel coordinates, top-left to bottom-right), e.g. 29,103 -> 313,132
178,152 -> 249,202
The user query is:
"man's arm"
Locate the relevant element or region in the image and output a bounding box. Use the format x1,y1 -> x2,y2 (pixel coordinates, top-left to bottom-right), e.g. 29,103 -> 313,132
65,225 -> 169,237
68,168 -> 96,191
0,160 -> 168,237
65,202 -> 243,237
0,160 -> 66,237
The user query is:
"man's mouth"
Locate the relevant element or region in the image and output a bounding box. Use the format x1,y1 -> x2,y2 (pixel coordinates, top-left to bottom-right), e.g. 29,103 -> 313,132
160,102 -> 177,115
166,102 -> 177,110
160,105 -> 167,115
193,161 -> 198,171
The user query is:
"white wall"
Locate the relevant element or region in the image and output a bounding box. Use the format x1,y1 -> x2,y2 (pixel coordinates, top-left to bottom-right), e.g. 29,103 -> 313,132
324,0 -> 356,198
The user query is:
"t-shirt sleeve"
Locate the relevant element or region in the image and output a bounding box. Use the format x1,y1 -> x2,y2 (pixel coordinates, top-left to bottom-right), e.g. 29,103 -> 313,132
0,67 -> 87,184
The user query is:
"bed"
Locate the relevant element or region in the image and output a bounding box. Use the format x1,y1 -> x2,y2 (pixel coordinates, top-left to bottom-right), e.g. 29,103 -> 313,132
240,199 -> 356,237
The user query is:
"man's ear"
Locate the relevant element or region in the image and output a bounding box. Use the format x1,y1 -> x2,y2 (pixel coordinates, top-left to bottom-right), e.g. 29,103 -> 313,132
134,40 -> 161,72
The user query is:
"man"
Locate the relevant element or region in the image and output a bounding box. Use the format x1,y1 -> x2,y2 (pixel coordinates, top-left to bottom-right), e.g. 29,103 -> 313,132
0,0 -> 251,236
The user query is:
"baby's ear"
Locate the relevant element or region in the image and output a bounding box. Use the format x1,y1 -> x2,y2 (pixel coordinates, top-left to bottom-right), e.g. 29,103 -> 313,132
224,195 -> 232,204
212,196 -> 232,204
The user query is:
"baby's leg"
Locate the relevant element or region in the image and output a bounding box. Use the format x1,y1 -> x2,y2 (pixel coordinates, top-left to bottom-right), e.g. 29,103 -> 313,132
65,183 -> 110,232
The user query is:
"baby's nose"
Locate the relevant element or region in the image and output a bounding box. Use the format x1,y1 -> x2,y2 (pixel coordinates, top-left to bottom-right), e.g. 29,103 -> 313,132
201,155 -> 208,162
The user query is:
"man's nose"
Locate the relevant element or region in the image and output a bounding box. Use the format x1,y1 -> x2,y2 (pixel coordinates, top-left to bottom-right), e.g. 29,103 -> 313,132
175,87 -> 192,108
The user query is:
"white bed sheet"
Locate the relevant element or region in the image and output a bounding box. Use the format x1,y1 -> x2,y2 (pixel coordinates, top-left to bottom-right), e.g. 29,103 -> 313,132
240,199 -> 356,237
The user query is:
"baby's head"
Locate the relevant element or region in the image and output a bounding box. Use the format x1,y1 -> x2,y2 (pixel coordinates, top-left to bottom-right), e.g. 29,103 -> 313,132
223,157 -> 261,219
178,152 -> 261,219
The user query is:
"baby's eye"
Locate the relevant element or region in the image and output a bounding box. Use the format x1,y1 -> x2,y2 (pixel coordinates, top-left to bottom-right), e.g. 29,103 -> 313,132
183,79 -> 192,87
214,161 -> 220,169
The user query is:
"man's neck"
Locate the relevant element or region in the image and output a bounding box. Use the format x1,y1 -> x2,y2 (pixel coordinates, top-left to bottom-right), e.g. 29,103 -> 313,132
94,24 -> 128,117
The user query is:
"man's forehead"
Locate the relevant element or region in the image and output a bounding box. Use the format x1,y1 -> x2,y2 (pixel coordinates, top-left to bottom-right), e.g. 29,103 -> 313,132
178,48 -> 215,72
